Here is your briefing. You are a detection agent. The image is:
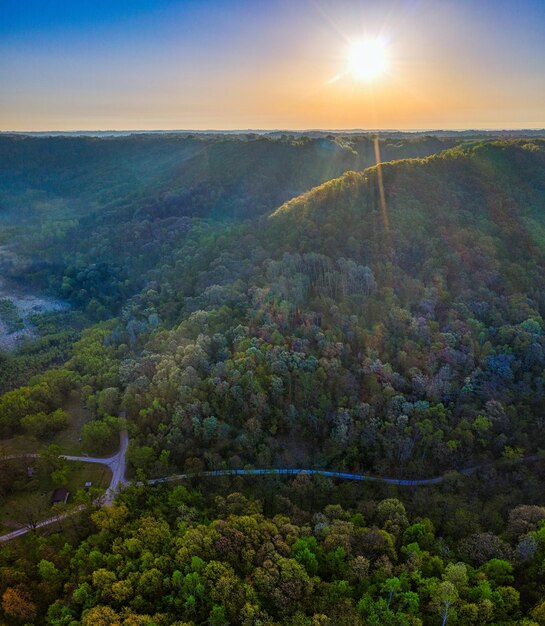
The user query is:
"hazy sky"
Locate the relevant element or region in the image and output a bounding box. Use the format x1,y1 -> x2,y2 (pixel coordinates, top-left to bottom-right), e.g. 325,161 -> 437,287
2,0 -> 545,130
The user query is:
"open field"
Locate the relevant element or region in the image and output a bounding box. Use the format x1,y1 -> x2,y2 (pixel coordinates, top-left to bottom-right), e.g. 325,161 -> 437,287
0,461 -> 111,534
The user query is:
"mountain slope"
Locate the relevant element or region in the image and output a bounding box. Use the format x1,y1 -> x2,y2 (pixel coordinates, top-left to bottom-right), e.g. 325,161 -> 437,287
114,140 -> 545,477
0,134 -> 463,312
3,139 -> 545,477
269,140 -> 545,269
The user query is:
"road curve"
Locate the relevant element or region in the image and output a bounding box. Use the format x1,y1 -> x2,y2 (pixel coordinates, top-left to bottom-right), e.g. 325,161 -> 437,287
63,429 -> 129,504
0,430 -> 128,543
1,433 -> 543,543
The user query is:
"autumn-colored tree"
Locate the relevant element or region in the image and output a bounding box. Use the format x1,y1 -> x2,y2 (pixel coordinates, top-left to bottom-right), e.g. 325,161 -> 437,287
2,586 -> 37,623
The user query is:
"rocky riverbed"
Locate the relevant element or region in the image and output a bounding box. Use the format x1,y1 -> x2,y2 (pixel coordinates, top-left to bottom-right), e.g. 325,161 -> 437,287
0,280 -> 68,351
0,244 -> 68,351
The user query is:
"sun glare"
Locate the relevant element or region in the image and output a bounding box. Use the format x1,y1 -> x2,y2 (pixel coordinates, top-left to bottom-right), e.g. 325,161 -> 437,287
347,38 -> 388,82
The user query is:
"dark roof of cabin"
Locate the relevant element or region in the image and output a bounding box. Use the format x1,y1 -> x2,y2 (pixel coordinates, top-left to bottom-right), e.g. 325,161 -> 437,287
51,487 -> 69,503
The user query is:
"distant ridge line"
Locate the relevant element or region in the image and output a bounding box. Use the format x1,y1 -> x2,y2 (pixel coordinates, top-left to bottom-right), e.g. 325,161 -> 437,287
2,128 -> 545,138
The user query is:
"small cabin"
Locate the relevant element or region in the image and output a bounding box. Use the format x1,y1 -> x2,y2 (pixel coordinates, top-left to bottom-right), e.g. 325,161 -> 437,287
84,481 -> 92,491
51,487 -> 69,505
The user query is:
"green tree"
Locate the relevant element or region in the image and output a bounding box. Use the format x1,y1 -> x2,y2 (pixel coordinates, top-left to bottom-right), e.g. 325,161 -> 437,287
82,419 -> 116,454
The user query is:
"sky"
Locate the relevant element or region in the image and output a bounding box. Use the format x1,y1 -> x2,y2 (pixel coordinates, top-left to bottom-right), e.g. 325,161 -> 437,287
1,0 -> 545,131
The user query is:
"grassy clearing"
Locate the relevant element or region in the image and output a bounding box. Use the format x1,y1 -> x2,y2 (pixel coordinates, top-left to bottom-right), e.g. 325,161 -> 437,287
0,461 -> 111,534
0,396 -> 117,534
48,396 -> 93,455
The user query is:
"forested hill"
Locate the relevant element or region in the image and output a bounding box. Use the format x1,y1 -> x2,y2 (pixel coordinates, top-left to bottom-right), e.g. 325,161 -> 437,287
0,133 -> 464,393
0,133 -> 459,222
109,140 -> 545,480
0,134 -> 461,316
269,139 -> 545,262
3,139 -> 545,478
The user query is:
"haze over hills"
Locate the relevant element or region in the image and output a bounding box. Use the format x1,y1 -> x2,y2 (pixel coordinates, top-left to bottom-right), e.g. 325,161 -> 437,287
2,137 -> 545,475
3,129 -> 545,136
2,135 -> 545,465
0,134 -> 463,286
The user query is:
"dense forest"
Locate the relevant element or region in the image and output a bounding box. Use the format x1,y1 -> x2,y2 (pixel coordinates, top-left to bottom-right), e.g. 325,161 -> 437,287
4,473 -> 545,626
2,134 -> 545,624
0,133 -> 460,391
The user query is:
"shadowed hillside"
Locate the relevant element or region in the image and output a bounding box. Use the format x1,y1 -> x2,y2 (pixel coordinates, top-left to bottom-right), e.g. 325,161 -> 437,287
0,134 -> 463,315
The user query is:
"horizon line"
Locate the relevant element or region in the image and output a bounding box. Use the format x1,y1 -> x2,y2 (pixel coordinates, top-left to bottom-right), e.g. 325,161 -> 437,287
2,127 -> 545,135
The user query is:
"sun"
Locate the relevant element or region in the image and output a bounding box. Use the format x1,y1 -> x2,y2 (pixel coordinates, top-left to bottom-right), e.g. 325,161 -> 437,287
347,38 -> 388,82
